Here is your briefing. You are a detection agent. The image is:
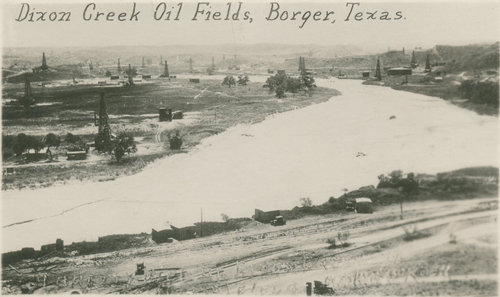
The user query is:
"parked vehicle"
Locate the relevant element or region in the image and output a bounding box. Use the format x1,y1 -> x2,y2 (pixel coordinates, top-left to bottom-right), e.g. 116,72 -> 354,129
270,215 -> 286,226
346,197 -> 373,213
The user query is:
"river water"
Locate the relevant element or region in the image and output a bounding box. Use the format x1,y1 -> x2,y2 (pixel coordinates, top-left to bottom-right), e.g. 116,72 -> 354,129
2,78 -> 497,252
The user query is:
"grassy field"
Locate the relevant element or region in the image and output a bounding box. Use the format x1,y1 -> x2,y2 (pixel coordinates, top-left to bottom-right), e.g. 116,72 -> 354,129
2,78 -> 339,190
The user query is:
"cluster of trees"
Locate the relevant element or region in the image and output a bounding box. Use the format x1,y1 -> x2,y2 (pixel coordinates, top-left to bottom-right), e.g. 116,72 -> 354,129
221,75 -> 249,87
377,170 -> 419,219
263,70 -> 316,98
95,131 -> 137,163
2,131 -> 136,163
458,79 -> 499,107
377,170 -> 419,196
3,133 -> 65,160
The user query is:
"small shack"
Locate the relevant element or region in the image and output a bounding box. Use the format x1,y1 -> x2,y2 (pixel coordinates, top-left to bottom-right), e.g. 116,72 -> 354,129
355,197 -> 373,213
67,151 -> 87,160
387,67 -> 412,76
361,71 -> 370,78
110,75 -> 120,80
41,239 -> 64,255
152,228 -> 176,244
159,108 -> 172,122
189,78 -> 200,83
142,74 -> 152,79
254,209 -> 281,224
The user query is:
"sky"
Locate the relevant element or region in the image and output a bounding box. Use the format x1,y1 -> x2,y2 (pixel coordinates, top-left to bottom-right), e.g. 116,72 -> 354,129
1,0 -> 499,51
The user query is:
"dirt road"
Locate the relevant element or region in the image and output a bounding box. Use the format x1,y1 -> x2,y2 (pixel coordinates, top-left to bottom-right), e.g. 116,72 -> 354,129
2,197 -> 496,295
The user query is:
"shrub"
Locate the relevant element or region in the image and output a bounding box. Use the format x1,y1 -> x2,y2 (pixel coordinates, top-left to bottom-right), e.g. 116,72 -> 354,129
402,225 -> 430,241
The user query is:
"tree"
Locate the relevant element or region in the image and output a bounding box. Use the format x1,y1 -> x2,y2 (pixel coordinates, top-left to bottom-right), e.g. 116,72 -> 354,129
112,132 -> 137,163
105,70 -> 112,77
65,133 -> 80,144
300,73 -> 316,91
264,70 -> 315,98
21,135 -> 43,156
44,133 -> 60,161
221,213 -> 230,222
237,75 -> 249,86
222,75 -> 236,87
13,133 -> 28,156
300,197 -> 312,207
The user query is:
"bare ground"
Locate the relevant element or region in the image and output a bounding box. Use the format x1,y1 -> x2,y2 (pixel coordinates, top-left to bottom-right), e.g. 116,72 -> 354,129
2,197 -> 497,295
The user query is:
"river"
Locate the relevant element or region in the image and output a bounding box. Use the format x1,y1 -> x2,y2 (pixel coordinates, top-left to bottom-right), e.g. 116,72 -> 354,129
2,78 -> 497,252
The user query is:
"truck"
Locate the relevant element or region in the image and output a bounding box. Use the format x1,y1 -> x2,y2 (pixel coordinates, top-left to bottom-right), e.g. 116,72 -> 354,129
270,215 -> 286,226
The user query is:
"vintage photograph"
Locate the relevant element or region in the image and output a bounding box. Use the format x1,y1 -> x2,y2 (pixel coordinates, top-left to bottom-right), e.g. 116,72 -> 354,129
1,0 -> 499,295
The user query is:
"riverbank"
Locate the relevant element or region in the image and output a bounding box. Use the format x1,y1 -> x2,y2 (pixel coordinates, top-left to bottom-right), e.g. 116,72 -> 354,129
362,73 -> 499,116
2,78 -> 498,252
2,77 -> 338,190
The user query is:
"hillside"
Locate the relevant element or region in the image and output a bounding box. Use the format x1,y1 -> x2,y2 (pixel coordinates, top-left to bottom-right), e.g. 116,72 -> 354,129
299,42 -> 499,74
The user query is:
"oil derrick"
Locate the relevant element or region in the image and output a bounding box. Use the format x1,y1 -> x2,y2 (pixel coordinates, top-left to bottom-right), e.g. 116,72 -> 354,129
41,52 -> 48,70
375,58 -> 382,81
299,56 -> 306,75
189,57 -> 193,72
117,58 -> 121,73
211,56 -> 215,68
24,74 -> 32,98
89,61 -> 93,71
95,92 -> 112,152
159,55 -> 163,65
424,54 -> 431,72
127,64 -> 134,86
161,60 -> 169,77
410,51 -> 417,69
142,57 -> 145,68
21,74 -> 35,115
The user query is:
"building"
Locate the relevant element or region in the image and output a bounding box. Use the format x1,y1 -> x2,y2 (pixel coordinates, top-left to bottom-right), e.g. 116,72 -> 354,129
387,67 -> 412,76
67,151 -> 87,160
361,71 -> 370,78
254,209 -> 281,224
159,108 -> 172,122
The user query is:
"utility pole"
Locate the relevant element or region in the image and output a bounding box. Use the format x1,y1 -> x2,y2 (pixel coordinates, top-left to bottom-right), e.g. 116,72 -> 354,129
128,64 -> 134,86
375,58 -> 382,81
400,199 -> 404,220
200,208 -> 203,237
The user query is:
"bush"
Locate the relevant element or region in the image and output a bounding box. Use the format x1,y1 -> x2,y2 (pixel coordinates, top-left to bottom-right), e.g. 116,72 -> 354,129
327,231 -> 351,249
222,75 -> 236,87
112,132 -> 137,163
402,225 -> 430,241
459,79 -> 499,107
300,197 -> 312,207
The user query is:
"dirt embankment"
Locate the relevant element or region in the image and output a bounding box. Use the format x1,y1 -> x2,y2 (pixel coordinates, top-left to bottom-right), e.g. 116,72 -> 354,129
1,198 -> 497,295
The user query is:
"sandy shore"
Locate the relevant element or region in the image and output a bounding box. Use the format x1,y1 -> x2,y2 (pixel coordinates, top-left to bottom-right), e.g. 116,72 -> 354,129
2,78 -> 497,252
